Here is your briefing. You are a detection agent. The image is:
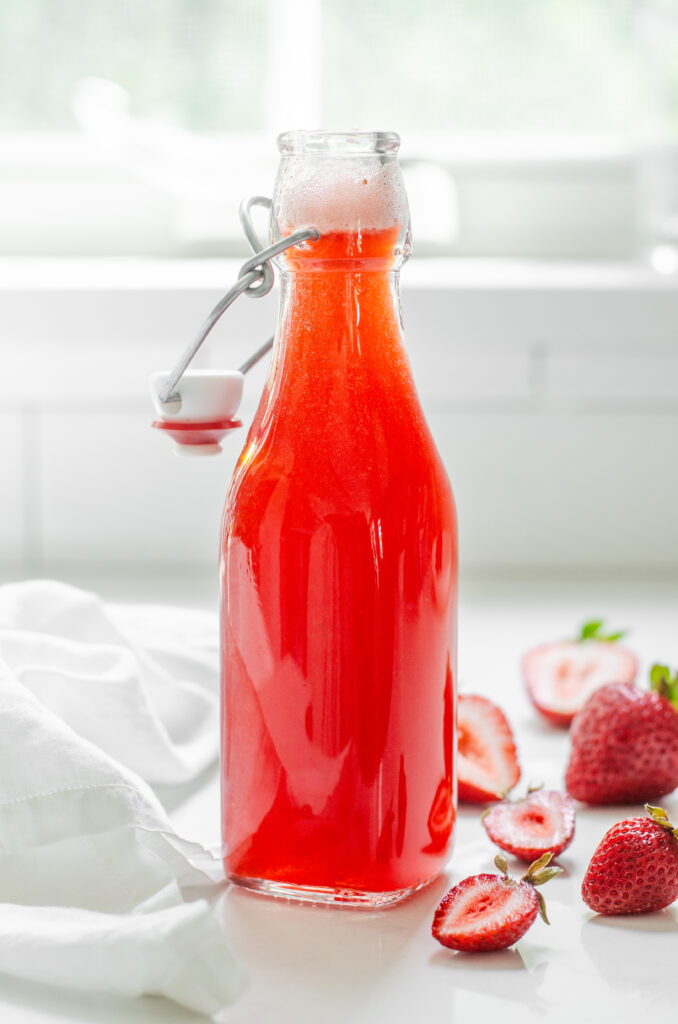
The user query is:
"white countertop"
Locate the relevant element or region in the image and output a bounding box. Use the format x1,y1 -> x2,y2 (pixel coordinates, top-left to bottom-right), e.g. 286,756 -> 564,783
2,573 -> 677,1023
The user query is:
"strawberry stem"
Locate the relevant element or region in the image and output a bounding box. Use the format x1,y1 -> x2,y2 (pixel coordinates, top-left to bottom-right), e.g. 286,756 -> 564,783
491,854 -> 562,926
494,853 -> 509,879
520,852 -> 563,924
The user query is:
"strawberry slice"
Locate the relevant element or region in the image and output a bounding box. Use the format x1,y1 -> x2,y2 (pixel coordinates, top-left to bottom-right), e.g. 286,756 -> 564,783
522,619 -> 637,727
482,789 -> 575,862
432,853 -> 561,952
457,695 -> 520,803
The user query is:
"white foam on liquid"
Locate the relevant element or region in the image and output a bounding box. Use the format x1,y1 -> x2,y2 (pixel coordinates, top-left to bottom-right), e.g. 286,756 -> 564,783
275,157 -> 404,235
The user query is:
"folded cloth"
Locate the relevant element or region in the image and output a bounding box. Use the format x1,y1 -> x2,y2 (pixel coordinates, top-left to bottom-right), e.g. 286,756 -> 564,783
0,579 -> 220,784
0,580 -> 245,1017
0,902 -> 246,1017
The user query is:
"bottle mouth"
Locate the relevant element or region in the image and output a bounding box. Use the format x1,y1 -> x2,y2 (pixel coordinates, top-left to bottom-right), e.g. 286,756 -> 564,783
277,130 -> 400,156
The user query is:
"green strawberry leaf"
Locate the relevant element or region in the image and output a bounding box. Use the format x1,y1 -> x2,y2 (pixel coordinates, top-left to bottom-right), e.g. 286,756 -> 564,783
535,889 -> 550,925
527,852 -> 554,874
576,619 -> 627,644
579,619 -> 604,640
522,851 -> 563,889
645,804 -> 677,836
494,853 -> 509,879
649,664 -> 678,708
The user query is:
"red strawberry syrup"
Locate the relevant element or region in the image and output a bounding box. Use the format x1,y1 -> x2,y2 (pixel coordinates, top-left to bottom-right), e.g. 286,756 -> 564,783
220,226 -> 457,903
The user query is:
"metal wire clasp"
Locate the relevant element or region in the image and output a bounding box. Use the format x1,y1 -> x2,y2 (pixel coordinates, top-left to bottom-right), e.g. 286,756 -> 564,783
157,197 -> 320,407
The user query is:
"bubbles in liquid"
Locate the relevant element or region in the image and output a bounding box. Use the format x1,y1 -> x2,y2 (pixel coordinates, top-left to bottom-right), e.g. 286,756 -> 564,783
275,156 -> 405,236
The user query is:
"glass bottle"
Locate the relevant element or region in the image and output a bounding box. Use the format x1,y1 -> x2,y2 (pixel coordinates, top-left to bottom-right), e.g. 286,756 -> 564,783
220,130 -> 457,907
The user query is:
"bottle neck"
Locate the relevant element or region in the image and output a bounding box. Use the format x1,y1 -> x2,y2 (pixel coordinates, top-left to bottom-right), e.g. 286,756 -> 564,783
241,258 -> 423,463
275,266 -> 402,370
237,261 -> 417,467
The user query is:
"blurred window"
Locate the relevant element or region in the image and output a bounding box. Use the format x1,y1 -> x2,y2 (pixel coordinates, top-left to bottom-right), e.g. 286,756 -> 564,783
1,0 -> 677,257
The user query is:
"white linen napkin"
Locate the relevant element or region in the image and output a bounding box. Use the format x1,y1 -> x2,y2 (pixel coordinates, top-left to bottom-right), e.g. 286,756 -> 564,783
0,580 -> 245,1017
0,578 -> 220,784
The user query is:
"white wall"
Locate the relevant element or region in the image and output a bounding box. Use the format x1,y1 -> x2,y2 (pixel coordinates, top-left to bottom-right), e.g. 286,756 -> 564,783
2,258 -> 677,577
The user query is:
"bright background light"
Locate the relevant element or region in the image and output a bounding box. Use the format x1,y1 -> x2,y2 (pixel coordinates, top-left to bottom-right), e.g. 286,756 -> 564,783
1,1 -> 677,582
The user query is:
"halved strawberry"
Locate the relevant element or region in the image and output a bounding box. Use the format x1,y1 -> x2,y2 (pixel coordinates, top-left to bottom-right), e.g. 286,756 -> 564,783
432,853 -> 561,952
522,619 -> 637,727
482,788 -> 575,862
457,695 -> 520,803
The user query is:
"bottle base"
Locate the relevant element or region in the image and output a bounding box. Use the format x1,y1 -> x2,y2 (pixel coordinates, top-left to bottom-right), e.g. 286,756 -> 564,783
228,873 -> 437,909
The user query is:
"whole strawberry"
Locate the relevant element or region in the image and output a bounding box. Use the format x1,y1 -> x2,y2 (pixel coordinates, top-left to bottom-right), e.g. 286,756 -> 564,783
582,805 -> 678,915
565,667 -> 678,804
432,853 -> 561,952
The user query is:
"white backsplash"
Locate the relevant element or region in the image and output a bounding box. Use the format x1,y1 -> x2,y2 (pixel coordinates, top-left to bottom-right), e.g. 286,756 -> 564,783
3,259 -> 678,576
